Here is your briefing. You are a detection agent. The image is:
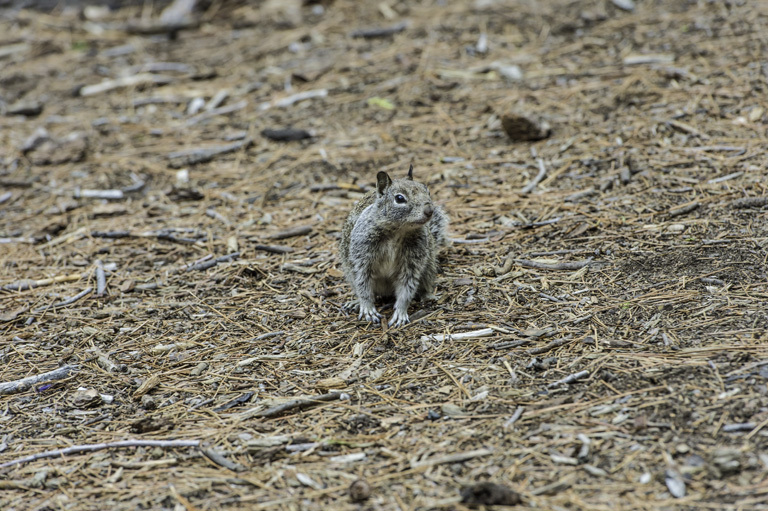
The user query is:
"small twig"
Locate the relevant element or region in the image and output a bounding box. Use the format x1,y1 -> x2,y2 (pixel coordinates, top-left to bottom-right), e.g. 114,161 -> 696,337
521,217 -> 562,229
521,158 -> 547,194
3,272 -> 82,292
249,392 -> 344,419
503,406 -> 525,428
0,439 -> 200,469
74,188 -> 124,200
91,230 -> 132,239
667,201 -> 700,218
547,370 -> 590,388
515,259 -> 593,271
421,328 -> 494,342
95,261 -> 107,296
168,139 -> 252,168
186,252 -> 240,272
79,74 -> 174,96
201,448 -> 246,472
258,89 -> 328,111
730,197 -> 768,209
350,22 -> 408,39
265,225 -> 312,240
565,188 -> 597,202
491,340 -> 529,350
708,172 -> 743,184
721,423 -> 756,433
186,100 -> 248,125
252,244 -> 295,254
0,365 -> 78,395
32,287 -> 92,314
411,448 -> 493,469
528,337 -> 572,355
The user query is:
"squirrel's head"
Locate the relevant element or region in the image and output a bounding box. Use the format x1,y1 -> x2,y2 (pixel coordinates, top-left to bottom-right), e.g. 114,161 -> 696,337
375,164 -> 435,228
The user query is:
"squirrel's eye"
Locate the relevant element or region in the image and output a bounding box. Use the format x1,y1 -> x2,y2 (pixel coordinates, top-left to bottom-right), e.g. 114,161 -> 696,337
394,194 -> 407,204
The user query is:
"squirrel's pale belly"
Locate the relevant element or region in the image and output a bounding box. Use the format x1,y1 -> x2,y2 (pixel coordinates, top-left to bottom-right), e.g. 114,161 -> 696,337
370,240 -> 400,296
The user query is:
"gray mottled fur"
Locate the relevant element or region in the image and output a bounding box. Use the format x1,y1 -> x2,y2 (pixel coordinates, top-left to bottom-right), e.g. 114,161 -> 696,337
339,167 -> 448,327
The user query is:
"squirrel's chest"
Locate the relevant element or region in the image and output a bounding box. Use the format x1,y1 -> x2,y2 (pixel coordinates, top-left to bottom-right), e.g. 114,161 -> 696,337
371,240 -> 401,280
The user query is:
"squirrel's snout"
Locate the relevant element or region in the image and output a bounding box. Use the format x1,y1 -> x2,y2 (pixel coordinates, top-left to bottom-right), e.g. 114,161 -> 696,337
423,205 -> 434,218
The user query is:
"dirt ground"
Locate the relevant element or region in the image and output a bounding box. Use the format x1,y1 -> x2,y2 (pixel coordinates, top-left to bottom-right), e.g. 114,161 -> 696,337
1,0 -> 768,509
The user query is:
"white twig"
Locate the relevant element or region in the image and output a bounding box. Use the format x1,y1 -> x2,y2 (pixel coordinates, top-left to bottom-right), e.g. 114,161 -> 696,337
421,328 -> 494,342
547,370 -> 590,388
503,406 -> 525,429
79,74 -> 174,96
0,439 -> 200,469
258,89 -> 328,111
0,365 -> 79,396
411,448 -> 493,469
521,158 -> 547,194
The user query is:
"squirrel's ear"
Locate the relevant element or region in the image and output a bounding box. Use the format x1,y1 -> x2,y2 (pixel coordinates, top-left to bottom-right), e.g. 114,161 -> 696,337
407,164 -> 414,180
376,171 -> 392,194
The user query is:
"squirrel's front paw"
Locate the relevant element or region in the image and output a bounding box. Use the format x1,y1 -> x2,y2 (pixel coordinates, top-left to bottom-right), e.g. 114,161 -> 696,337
388,310 -> 410,328
358,305 -> 382,324
343,300 -> 360,312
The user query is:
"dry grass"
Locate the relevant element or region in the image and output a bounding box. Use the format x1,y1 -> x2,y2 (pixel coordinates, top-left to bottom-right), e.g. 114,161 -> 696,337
1,0 -> 768,509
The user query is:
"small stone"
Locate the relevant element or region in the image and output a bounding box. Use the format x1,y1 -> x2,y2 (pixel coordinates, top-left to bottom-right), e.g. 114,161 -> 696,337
500,112 -> 551,141
460,482 -> 522,506
7,100 -> 43,117
349,478 -> 371,502
676,443 -> 690,454
72,388 -> 101,408
665,469 -> 686,498
611,0 -> 635,11
190,362 -> 208,376
141,394 -> 157,410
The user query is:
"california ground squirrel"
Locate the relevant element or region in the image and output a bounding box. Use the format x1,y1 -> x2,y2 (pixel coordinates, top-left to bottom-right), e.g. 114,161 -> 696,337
339,165 -> 448,327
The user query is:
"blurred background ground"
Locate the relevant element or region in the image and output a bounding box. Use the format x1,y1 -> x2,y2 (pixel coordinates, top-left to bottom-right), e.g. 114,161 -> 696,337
1,0 -> 767,509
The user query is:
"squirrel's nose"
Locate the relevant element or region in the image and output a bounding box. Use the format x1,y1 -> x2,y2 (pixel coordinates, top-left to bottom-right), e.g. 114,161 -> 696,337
424,205 -> 434,218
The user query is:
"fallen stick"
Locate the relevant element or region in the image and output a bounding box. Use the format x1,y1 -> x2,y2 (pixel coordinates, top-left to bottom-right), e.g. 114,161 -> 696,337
168,139 -> 252,168
547,370 -> 589,388
95,261 -> 107,296
74,188 -> 124,200
0,365 -> 78,396
79,74 -> 174,96
249,392 -> 343,419
201,448 -> 246,472
252,244 -> 294,254
667,201 -> 700,218
0,439 -> 200,469
515,259 -> 593,271
730,196 -> 768,209
521,158 -> 547,194
32,287 -> 92,314
258,89 -> 328,111
186,252 -> 240,272
350,22 -> 408,39
410,448 -> 493,469
528,337 -> 572,355
186,100 -> 248,125
503,406 -> 525,428
3,272 -> 82,292
265,225 -> 312,240
420,328 -> 494,342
